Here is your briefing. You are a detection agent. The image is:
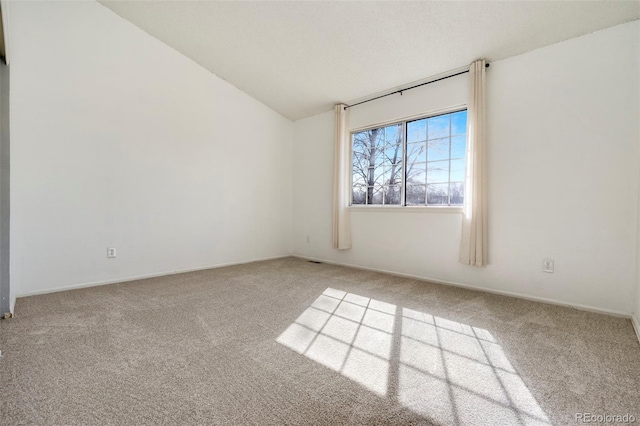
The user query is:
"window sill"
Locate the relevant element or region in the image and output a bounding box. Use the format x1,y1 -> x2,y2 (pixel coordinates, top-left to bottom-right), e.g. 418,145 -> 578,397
348,206 -> 463,213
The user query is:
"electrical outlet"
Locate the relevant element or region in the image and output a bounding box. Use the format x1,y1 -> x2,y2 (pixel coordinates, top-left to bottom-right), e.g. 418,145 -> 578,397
107,247 -> 117,258
306,236 -> 310,244
543,258 -> 554,273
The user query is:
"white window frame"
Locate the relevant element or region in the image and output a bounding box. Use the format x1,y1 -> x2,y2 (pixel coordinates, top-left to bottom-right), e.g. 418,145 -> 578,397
349,105 -> 467,212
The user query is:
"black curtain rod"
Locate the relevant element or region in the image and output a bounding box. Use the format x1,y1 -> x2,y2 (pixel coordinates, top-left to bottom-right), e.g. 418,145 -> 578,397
344,63 -> 490,110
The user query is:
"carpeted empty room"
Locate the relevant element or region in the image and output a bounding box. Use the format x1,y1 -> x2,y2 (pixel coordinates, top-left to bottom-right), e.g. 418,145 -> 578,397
1,258 -> 639,424
1,1 -> 640,425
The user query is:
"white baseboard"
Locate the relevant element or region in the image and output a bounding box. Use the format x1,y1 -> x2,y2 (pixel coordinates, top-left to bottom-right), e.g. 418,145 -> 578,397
15,254 -> 290,300
14,253 -> 637,333
632,315 -> 640,345
294,254 -> 632,319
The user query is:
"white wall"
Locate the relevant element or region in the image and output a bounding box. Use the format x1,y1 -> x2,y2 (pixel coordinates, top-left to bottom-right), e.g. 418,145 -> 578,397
6,2 -> 639,318
293,20 -> 640,315
10,1 -> 292,297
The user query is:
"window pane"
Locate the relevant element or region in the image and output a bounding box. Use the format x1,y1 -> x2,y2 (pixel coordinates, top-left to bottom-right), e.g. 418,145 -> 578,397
353,153 -> 369,173
407,119 -> 426,143
372,147 -> 385,166
427,184 -> 449,205
384,144 -> 403,166
353,124 -> 404,206
352,140 -> 370,173
373,129 -> 386,150
360,164 -> 384,187
427,114 -> 450,140
450,182 -> 464,205
427,160 -> 449,183
406,184 -> 426,205
383,124 -> 402,145
383,166 -> 402,186
392,165 -> 403,185
352,133 -> 370,149
427,138 -> 449,162
353,172 -> 366,187
450,158 -> 466,182
371,186 -> 383,204
352,185 -> 366,205
407,142 -> 426,164
352,139 -> 365,155
372,166 -> 384,186
384,186 -> 401,205
406,162 -> 426,185
451,135 -> 467,159
451,110 -> 467,135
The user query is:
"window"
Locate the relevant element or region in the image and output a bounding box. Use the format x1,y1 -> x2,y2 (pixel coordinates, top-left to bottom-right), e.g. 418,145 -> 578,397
351,109 -> 467,207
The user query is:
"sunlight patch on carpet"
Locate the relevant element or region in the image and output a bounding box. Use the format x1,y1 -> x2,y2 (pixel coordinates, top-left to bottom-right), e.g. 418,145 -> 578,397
276,288 -> 551,425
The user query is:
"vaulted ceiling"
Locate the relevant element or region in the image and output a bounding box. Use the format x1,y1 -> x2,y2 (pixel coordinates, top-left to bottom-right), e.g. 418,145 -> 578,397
98,1 -> 639,121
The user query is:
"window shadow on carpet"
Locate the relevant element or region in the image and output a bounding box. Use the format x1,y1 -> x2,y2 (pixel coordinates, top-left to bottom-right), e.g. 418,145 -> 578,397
276,287 -> 551,425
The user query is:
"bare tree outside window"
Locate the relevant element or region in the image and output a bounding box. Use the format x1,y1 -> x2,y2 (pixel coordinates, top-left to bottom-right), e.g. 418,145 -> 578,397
352,124 -> 403,205
351,110 -> 467,207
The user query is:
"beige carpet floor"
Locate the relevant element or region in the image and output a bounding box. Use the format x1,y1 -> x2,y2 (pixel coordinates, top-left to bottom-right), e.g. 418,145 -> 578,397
1,257 -> 638,425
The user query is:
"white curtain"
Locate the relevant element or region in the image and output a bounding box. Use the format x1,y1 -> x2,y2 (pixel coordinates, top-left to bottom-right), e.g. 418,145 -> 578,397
460,60 -> 487,266
332,104 -> 352,250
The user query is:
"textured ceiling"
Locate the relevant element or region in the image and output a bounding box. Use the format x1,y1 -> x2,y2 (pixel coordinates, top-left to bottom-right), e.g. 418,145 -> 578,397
98,1 -> 639,121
